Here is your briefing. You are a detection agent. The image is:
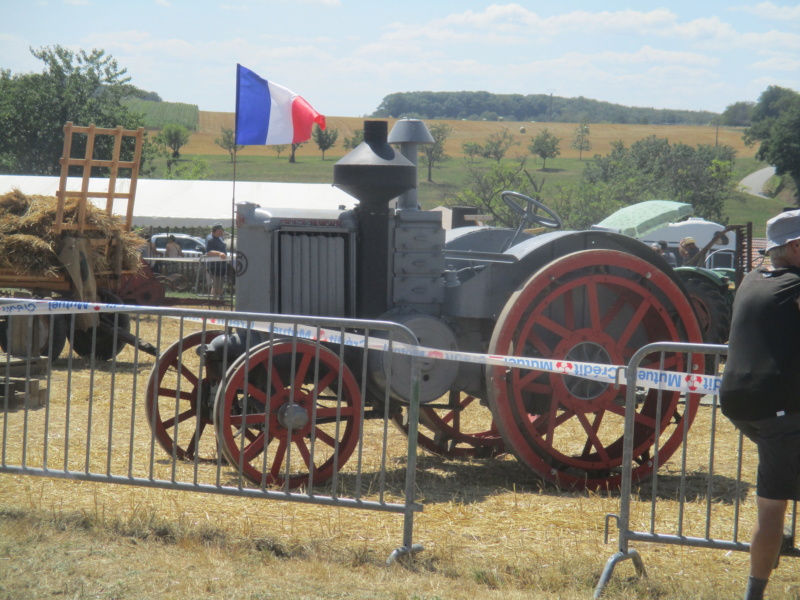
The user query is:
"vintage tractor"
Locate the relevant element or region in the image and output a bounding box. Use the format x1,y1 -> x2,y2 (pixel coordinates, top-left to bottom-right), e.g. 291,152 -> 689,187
147,120 -> 704,491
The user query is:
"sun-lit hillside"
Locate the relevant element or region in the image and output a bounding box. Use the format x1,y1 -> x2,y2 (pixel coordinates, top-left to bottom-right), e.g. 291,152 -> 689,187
185,111 -> 757,160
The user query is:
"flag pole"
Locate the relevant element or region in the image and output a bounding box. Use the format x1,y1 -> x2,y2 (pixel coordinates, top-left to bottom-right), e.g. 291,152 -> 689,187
230,64 -> 241,308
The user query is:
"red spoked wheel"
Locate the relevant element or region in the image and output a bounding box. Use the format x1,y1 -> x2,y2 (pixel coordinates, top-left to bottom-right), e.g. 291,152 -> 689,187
487,250 -> 704,490
145,330 -> 225,461
391,391 -> 504,459
214,340 -> 362,489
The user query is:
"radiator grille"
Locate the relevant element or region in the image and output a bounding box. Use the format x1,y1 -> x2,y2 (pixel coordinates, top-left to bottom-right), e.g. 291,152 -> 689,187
279,232 -> 349,317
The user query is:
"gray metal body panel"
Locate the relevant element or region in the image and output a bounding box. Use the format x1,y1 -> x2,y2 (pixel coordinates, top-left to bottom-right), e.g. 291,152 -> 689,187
443,227 -> 684,320
235,201 -> 358,316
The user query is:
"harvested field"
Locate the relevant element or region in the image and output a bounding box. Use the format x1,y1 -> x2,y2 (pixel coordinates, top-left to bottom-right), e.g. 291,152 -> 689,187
184,111 -> 756,162
1,310 -> 799,599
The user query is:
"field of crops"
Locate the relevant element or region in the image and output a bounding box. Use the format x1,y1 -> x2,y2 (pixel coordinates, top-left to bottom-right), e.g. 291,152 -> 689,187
185,111 -> 757,162
125,99 -> 200,131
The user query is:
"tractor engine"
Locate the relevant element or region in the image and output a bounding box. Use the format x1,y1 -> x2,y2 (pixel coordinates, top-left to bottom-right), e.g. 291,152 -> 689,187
234,120 -> 459,404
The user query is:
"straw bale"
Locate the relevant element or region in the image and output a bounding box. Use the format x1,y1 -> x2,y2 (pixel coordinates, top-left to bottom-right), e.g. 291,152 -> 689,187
0,234 -> 59,277
0,189 -> 145,276
0,188 -> 32,220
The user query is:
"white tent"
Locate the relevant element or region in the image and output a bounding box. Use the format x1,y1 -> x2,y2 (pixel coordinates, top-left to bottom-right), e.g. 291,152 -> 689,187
0,175 -> 358,228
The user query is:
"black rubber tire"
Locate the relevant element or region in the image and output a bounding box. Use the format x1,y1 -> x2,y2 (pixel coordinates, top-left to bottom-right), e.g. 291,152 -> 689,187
70,290 -> 131,361
682,277 -> 731,345
0,314 -> 68,360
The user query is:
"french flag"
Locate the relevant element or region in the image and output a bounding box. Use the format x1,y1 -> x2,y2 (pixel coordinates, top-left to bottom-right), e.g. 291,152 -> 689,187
235,64 -> 326,145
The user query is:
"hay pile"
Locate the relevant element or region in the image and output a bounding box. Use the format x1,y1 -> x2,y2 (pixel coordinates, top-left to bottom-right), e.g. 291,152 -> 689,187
0,188 -> 145,277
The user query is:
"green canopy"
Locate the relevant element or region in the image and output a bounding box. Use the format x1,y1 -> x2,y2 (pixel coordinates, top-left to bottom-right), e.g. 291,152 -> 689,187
591,200 -> 694,238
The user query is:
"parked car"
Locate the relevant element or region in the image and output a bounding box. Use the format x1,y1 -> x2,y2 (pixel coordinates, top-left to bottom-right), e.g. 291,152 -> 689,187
150,233 -> 207,257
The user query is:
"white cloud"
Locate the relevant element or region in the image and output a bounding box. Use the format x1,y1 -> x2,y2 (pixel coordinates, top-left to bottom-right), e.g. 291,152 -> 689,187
577,46 -> 718,68
732,2 -> 800,20
373,7 -> 751,51
749,54 -> 800,71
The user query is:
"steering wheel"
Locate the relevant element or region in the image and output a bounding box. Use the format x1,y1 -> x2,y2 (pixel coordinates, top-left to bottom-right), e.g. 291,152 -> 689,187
501,191 -> 563,251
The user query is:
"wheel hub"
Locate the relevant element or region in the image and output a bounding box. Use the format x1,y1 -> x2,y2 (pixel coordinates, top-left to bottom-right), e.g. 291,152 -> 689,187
563,340 -> 612,401
277,402 -> 309,431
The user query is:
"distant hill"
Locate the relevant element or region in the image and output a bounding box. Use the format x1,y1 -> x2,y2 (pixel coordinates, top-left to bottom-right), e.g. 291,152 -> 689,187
372,91 -> 717,126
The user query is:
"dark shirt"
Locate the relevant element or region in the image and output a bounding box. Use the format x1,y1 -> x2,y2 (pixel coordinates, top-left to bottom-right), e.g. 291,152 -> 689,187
663,251 -> 678,267
205,233 -> 227,275
720,266 -> 800,421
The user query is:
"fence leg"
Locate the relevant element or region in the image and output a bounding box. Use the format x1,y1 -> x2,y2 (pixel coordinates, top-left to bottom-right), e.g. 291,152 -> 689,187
594,548 -> 647,598
387,355 -> 424,567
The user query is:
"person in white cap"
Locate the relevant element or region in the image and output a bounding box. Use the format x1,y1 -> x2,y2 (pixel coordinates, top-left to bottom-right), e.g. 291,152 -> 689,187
720,209 -> 800,600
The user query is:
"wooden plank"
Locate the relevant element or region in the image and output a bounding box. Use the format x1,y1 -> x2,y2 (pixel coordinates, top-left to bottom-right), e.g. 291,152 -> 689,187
54,122 -> 75,234
0,355 -> 49,377
0,377 -> 47,410
0,272 -> 72,291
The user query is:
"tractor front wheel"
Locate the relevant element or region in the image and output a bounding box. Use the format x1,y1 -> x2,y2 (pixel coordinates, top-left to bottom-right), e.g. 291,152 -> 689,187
214,340 -> 362,489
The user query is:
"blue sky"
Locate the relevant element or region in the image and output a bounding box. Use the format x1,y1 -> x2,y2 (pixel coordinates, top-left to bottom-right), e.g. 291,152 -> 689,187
2,0 -> 799,118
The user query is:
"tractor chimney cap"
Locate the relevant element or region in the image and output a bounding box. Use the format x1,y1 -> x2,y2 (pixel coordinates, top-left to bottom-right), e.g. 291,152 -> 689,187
388,119 -> 435,145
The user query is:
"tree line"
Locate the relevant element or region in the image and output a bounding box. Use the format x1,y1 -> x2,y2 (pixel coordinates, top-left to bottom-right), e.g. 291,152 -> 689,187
372,91 -> 718,125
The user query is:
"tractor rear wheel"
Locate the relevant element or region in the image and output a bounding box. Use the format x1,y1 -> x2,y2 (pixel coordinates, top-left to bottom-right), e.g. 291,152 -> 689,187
487,249 -> 704,490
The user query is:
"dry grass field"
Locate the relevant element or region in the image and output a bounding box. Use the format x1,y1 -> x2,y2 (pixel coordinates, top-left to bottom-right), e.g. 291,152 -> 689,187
2,312 -> 799,599
185,112 -> 756,162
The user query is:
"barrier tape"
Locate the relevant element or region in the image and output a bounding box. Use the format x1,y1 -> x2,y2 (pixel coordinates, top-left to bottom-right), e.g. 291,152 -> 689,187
143,256 -> 229,263
0,298 -> 721,396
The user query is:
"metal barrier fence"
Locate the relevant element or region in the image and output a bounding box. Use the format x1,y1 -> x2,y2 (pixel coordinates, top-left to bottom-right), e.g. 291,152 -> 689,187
0,302 -> 423,563
146,257 -> 234,298
595,341 -> 800,598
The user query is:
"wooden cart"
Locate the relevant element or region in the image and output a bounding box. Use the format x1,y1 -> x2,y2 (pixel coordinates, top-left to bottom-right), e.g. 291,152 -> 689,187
0,122 -> 162,360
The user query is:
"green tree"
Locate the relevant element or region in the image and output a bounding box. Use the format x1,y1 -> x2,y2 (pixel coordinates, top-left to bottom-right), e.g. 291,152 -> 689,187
481,127 -> 517,162
722,101 -> 754,127
571,121 -> 592,160
579,135 -> 737,222
139,131 -> 169,178
289,142 -> 304,163
273,144 -> 287,158
447,157 -> 541,227
0,45 -> 141,175
420,122 -> 453,182
215,126 -> 243,162
546,181 -> 622,230
312,124 -> 339,160
164,156 -> 210,180
744,86 -> 800,201
158,123 -> 190,160
343,129 -> 364,151
529,128 -> 561,170
461,141 -> 483,162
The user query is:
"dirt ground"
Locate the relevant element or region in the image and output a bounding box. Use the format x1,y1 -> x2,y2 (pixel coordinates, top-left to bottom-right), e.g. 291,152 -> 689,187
0,311 -> 798,599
